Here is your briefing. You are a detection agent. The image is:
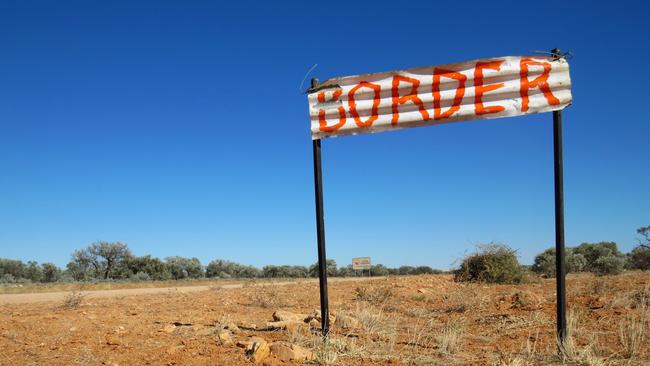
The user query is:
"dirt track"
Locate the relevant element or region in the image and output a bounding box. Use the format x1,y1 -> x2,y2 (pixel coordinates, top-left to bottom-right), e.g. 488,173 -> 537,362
0,277 -> 374,305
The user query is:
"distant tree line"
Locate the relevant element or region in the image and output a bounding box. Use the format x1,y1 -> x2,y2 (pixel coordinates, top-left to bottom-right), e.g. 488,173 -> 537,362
0,241 -> 442,284
2,225 -> 648,284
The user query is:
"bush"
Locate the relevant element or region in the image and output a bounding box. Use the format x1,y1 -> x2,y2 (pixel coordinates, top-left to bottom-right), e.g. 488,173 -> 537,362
592,255 -> 626,276
336,265 -> 357,277
122,255 -> 171,281
0,259 -> 25,278
532,248 -> 587,277
628,245 -> 650,270
398,266 -> 416,275
309,259 -> 338,277
207,259 -> 261,278
0,274 -> 16,283
370,264 -> 389,276
455,243 -> 527,284
165,256 -> 204,279
41,263 -> 61,282
573,242 -> 623,266
261,265 -> 307,278
129,271 -> 151,282
567,252 -> 588,273
572,242 -> 626,275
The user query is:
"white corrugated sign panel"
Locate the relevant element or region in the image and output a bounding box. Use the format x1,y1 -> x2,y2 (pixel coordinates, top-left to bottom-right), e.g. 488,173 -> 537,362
308,56 -> 572,139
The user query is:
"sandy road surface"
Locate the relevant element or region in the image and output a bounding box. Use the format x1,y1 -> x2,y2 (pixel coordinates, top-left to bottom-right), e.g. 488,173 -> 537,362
0,277 -> 379,305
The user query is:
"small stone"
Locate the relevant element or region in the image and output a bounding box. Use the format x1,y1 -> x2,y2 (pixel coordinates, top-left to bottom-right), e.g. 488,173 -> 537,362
246,339 -> 270,364
262,320 -> 300,331
269,342 -> 314,362
162,324 -> 176,333
105,335 -> 122,346
261,359 -> 280,366
238,322 -> 257,330
217,330 -> 234,346
272,310 -> 305,322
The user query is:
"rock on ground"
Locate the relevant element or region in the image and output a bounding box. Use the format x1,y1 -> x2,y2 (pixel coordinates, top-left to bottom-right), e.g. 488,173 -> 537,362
269,342 -> 314,362
246,338 -> 270,364
217,330 -> 234,346
272,310 -> 306,322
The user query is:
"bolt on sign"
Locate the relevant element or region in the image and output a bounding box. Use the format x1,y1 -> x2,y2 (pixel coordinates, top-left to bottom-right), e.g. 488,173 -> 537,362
352,257 -> 371,270
308,56 -> 572,139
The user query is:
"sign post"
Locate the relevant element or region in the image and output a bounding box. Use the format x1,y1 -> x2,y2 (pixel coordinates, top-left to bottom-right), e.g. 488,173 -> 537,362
311,78 -> 330,337
551,49 -> 567,344
554,107 -> 567,344
307,50 -> 572,343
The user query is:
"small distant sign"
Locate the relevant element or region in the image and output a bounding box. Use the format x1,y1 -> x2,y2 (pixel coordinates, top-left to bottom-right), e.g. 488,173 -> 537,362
352,257 -> 371,270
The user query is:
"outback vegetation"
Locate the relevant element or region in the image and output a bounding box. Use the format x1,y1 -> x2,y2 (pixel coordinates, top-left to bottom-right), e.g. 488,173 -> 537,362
1,226 -> 648,365
1,270 -> 648,365
0,244 -> 441,286
2,226 -> 649,287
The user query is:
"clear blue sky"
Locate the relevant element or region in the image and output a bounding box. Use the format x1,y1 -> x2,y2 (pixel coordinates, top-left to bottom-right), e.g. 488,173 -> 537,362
1,1 -> 648,270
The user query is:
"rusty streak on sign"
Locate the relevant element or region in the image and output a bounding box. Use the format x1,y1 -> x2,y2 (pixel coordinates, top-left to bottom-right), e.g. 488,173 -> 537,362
352,257 -> 371,270
308,56 -> 572,139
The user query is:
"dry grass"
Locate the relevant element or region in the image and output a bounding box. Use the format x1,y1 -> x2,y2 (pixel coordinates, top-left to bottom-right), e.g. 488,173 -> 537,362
311,336 -> 364,366
491,355 -> 531,366
558,310 -> 609,366
441,283 -> 486,313
354,285 -> 395,305
436,319 -> 465,356
399,318 -> 438,364
618,315 -> 646,359
630,285 -> 650,309
60,289 -> 85,309
247,284 -> 292,308
284,321 -> 312,347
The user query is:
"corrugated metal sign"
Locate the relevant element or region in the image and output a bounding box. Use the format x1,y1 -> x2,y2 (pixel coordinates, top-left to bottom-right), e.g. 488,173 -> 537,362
308,56 -> 572,139
352,257 -> 371,270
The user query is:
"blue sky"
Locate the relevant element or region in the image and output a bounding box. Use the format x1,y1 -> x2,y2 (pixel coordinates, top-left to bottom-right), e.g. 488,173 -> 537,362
1,1 -> 648,269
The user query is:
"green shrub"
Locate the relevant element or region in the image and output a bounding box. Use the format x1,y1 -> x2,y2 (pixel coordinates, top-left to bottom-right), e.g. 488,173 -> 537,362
207,259 -> 261,278
369,264 -> 389,276
573,242 -> 623,266
455,243 -> 527,284
165,256 -> 204,279
129,271 -> 151,282
627,245 -> 650,270
592,255 -> 626,276
308,259 -> 338,277
572,242 -> 626,276
532,248 -> 587,277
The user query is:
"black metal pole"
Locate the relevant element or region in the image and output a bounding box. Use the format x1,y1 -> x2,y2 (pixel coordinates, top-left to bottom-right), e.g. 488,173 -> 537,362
311,78 -> 330,337
551,48 -> 567,344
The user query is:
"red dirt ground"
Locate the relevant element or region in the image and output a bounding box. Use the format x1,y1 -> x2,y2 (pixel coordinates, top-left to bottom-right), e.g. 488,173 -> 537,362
1,272 -> 648,365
